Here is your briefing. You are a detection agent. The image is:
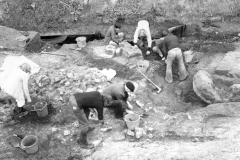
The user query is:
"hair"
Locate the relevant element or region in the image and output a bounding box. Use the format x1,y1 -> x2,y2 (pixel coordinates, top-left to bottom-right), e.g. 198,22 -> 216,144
126,81 -> 135,92
114,22 -> 121,29
162,29 -> 169,37
20,63 -> 31,73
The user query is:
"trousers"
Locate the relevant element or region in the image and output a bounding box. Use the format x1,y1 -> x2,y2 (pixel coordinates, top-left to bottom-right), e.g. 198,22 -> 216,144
69,95 -> 90,135
165,48 -> 188,83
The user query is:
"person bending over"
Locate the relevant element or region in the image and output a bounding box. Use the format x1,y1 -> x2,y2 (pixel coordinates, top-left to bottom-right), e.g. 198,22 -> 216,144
133,20 -> 152,55
161,30 -> 188,83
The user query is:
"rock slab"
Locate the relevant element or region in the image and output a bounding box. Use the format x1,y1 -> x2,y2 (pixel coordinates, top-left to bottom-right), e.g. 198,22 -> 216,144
193,70 -> 222,104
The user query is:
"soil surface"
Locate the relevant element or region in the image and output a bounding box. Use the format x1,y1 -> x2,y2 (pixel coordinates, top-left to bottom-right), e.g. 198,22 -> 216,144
0,18 -> 240,160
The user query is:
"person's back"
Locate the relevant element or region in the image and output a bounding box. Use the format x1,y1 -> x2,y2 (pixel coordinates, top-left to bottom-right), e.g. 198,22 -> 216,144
102,82 -> 126,101
2,68 -> 28,99
163,34 -> 180,51
105,25 -> 115,39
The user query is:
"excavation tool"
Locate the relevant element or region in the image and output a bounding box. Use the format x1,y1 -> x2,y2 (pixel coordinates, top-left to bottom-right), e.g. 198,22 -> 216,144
135,67 -> 162,93
39,51 -> 66,56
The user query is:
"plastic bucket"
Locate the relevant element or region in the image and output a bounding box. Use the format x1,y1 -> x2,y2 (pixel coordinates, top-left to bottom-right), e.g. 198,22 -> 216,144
21,135 -> 38,154
124,113 -> 140,130
76,37 -> 87,48
34,101 -> 48,118
137,60 -> 149,73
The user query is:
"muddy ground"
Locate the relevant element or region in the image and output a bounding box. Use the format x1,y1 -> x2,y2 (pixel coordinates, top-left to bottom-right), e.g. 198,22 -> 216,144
0,18 -> 240,160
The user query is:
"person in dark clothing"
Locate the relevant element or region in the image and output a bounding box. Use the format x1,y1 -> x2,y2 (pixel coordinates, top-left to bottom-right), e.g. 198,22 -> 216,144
161,30 -> 188,83
104,22 -> 124,46
69,91 -> 112,149
102,81 -> 135,117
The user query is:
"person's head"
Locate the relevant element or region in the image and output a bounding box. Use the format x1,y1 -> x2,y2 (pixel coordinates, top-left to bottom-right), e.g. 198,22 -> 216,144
114,22 -> 121,32
139,29 -> 146,37
20,63 -> 31,73
162,29 -> 169,37
125,81 -> 135,93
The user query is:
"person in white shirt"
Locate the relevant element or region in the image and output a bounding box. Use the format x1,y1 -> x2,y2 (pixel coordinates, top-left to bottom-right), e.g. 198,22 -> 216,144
0,63 -> 31,117
133,20 -> 152,55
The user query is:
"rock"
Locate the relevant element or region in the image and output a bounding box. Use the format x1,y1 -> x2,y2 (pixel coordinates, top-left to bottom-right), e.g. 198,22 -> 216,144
25,31 -> 46,53
167,102 -> 240,138
100,127 -> 113,132
105,45 -> 116,56
215,51 -> 240,78
0,26 -> 26,51
63,130 -> 70,136
183,50 -> 195,63
206,16 -> 222,22
148,134 -> 153,138
67,73 -> 74,79
136,100 -> 144,108
120,42 -> 142,58
54,76 -> 65,83
175,89 -> 182,96
65,81 -> 71,87
229,84 -> 240,101
75,88 -> 84,93
135,130 -> 143,139
92,46 -> 115,59
193,70 -> 222,104
86,88 -> 95,92
126,129 -> 135,136
115,47 -> 123,56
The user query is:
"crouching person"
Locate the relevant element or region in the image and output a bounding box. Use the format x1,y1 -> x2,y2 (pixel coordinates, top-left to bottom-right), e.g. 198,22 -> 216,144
102,81 -> 135,116
104,22 -> 124,47
69,91 -> 113,149
0,63 -> 31,118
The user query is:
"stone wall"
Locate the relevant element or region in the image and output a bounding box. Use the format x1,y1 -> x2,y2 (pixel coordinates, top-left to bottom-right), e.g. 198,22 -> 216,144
0,0 -> 239,33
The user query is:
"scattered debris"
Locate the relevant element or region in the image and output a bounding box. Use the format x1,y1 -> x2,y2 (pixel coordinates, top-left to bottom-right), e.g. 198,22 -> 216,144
64,130 -> 71,136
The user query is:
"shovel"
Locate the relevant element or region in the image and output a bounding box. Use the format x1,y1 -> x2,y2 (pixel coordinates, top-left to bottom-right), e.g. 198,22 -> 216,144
135,67 -> 162,93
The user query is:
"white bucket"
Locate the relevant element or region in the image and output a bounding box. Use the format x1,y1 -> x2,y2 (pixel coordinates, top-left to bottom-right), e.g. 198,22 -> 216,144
124,113 -> 140,130
76,37 -> 87,48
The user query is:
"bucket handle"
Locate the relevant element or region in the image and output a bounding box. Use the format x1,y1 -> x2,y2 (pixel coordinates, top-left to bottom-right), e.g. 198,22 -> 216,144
31,102 -> 47,112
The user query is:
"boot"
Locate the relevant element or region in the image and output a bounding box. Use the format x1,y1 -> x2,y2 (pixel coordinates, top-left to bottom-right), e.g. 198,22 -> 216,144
78,132 -> 94,149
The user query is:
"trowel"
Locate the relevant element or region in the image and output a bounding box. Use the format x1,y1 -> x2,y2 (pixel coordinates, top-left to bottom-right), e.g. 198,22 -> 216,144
8,134 -> 24,149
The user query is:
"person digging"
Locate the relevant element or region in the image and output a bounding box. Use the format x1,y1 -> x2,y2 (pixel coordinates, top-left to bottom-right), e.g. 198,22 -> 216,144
68,91 -> 121,149
160,29 -> 189,83
101,81 -> 135,117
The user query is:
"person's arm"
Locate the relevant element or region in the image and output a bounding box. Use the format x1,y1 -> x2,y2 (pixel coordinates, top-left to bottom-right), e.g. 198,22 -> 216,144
127,101 -> 133,110
146,29 -> 152,49
133,27 -> 140,46
96,105 -> 103,121
161,39 -> 168,58
110,27 -> 119,44
22,73 -> 31,102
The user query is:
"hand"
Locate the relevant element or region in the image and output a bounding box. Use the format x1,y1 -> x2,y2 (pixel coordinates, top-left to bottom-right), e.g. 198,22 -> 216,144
27,99 -> 31,103
133,45 -> 138,49
126,109 -> 134,114
146,51 -> 150,55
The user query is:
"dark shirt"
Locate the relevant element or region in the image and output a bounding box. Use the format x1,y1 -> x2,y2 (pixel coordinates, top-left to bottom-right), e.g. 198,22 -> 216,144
74,91 -> 104,120
162,34 -> 180,57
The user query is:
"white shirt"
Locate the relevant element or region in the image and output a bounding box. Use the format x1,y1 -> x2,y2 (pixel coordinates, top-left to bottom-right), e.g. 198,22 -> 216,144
133,20 -> 152,48
1,68 -> 30,106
